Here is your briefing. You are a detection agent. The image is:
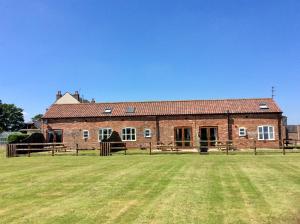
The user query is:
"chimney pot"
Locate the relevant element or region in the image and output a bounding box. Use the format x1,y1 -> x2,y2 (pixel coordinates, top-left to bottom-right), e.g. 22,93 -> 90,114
74,91 -> 80,101
56,91 -> 62,100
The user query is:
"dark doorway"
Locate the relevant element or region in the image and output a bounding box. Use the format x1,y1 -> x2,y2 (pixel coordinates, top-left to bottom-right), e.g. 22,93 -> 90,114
174,127 -> 192,147
47,129 -> 63,143
199,127 -> 218,147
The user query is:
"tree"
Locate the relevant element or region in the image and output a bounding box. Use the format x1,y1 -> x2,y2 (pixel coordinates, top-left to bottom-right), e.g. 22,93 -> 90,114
32,114 -> 43,122
0,102 -> 25,132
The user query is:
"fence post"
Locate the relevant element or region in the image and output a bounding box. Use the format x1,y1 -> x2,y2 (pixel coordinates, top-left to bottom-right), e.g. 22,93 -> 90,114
254,140 -> 257,156
6,144 -> 9,158
27,144 -> 31,157
52,144 -> 54,156
226,141 -> 229,155
76,144 -> 79,156
99,142 -> 101,156
283,140 -> 286,155
13,144 -> 16,157
149,142 -> 152,155
124,143 -> 127,155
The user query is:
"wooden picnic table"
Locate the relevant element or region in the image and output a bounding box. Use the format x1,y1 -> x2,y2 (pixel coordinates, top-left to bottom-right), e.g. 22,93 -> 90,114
154,144 -> 178,151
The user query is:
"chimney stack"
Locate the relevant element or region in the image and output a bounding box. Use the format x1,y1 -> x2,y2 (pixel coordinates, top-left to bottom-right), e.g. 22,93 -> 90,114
74,91 -> 80,101
56,91 -> 62,100
91,98 -> 95,103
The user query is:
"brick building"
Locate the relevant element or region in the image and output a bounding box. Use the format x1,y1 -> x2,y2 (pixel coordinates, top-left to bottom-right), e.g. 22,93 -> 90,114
42,93 -> 284,150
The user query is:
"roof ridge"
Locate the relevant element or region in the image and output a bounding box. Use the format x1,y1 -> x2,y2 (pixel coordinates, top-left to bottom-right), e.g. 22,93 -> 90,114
51,97 -> 274,106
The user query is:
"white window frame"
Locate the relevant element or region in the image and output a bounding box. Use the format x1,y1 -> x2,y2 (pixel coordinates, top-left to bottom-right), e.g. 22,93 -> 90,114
104,108 -> 112,113
122,127 -> 136,141
239,127 -> 247,137
83,130 -> 89,139
98,128 -> 113,142
257,126 -> 275,140
144,129 -> 152,138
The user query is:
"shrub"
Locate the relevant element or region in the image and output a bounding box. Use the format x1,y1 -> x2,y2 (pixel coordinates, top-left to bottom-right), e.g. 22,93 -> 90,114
21,133 -> 45,143
8,133 -> 30,143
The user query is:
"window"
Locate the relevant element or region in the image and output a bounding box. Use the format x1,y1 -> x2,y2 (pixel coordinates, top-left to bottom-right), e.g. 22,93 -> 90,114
175,127 -> 193,147
122,128 -> 136,141
144,129 -> 151,138
104,108 -> 112,113
126,107 -> 136,113
259,103 -> 269,109
239,127 -> 247,137
199,127 -> 217,147
83,130 -> 89,139
99,128 -> 113,141
47,129 -> 63,143
258,126 -> 275,140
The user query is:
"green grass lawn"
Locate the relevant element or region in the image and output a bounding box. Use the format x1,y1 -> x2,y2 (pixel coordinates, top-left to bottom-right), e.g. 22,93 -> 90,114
0,149 -> 300,224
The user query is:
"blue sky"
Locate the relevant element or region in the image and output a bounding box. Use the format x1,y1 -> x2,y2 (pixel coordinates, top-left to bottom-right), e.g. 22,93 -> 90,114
0,0 -> 299,123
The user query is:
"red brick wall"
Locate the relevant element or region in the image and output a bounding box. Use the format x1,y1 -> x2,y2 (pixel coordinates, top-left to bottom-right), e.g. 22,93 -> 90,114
231,114 -> 281,148
42,113 -> 282,149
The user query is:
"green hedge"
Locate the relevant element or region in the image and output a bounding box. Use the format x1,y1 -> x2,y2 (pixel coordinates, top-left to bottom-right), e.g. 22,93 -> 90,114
8,133 -> 30,143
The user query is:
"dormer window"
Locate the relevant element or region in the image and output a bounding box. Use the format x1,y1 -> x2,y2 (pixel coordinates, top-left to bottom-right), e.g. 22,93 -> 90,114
126,107 -> 136,113
104,108 -> 112,113
259,103 -> 269,109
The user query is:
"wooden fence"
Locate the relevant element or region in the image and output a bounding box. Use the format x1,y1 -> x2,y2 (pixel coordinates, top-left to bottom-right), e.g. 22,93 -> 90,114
5,139 -> 300,158
99,142 -> 111,156
6,143 -> 65,158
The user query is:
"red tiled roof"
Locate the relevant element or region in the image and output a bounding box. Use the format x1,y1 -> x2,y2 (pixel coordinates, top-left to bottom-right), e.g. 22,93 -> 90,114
43,98 -> 282,119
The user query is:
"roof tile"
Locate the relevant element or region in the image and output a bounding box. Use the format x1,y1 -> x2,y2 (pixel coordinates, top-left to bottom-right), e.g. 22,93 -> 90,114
43,98 -> 282,119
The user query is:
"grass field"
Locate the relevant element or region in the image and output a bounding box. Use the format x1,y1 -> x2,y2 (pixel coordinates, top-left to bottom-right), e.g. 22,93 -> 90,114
0,148 -> 300,224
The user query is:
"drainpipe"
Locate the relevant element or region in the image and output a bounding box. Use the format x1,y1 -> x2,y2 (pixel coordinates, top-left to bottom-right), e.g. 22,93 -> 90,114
155,116 -> 160,143
278,114 -> 282,148
227,110 -> 231,141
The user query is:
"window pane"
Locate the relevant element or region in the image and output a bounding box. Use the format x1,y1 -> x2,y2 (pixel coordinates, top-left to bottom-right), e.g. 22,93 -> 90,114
132,128 -> 135,135
83,131 -> 88,138
258,127 -> 263,140
263,126 -> 269,140
184,128 -> 191,141
132,134 -> 136,141
55,130 -> 63,143
269,126 -> 274,139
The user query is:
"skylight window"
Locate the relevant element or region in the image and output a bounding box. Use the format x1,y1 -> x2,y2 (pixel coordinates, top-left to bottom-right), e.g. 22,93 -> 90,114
126,107 -> 136,113
104,108 -> 112,113
259,103 -> 269,109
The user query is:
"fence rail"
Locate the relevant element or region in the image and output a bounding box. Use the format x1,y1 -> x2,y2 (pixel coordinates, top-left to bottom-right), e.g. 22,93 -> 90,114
6,143 -> 66,158
4,139 -> 300,158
